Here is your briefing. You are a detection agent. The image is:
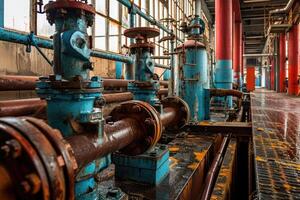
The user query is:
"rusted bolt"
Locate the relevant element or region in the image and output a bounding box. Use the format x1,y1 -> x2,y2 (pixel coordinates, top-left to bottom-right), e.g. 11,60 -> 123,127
0,145 -> 10,158
1,139 -> 22,158
22,173 -> 41,194
20,181 -> 31,193
144,118 -> 153,126
132,105 -> 141,113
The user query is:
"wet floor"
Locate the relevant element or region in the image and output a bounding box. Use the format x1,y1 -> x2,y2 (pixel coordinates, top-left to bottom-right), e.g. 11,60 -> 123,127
251,89 -> 300,199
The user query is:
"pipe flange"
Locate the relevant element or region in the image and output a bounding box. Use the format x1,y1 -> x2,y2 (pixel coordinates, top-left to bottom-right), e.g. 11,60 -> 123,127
0,117 -> 76,200
124,27 -> 160,39
161,96 -> 190,130
109,100 -> 162,155
45,1 -> 95,26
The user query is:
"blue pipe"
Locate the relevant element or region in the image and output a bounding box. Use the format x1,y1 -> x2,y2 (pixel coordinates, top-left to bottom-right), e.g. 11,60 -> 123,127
0,28 -> 133,64
0,0 -> 4,28
91,50 -> 133,64
115,61 -> 123,79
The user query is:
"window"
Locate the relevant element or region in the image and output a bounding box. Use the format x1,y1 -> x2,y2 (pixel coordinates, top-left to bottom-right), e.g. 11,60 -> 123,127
4,0 -> 30,32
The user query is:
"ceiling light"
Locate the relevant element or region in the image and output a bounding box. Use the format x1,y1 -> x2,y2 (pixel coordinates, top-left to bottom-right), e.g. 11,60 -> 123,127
244,0 -> 271,3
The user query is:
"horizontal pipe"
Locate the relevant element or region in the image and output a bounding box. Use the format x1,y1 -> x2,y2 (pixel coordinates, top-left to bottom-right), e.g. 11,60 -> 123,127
66,105 -> 179,168
209,89 -> 243,98
66,117 -> 144,169
0,28 -> 133,64
0,98 -> 46,117
243,53 -> 275,57
269,0 -> 295,15
0,92 -> 133,117
0,75 -> 169,91
151,56 -> 171,60
103,92 -> 133,103
201,136 -> 229,200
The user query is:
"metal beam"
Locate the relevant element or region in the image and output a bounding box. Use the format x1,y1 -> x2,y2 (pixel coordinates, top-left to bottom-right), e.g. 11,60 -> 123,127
0,0 -> 3,28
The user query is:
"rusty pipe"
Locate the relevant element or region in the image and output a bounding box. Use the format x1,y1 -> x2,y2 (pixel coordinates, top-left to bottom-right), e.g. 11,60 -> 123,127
0,92 -> 133,117
0,98 -> 46,117
0,75 -> 169,91
66,117 -> 144,169
209,88 -> 243,98
160,107 -> 177,127
102,92 -> 133,103
200,136 -> 230,200
66,103 -> 180,169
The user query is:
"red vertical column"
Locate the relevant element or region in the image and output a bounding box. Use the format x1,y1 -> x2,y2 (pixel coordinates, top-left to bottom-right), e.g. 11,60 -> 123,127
288,25 -> 299,95
233,22 -> 241,84
279,33 -> 286,92
270,58 -> 275,90
297,24 -> 300,96
215,0 -> 233,92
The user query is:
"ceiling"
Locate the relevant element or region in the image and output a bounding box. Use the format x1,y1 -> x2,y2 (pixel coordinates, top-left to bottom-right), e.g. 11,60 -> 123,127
204,0 -> 289,54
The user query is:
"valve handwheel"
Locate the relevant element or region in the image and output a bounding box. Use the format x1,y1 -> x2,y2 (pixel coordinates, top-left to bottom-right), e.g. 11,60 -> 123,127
124,27 -> 160,39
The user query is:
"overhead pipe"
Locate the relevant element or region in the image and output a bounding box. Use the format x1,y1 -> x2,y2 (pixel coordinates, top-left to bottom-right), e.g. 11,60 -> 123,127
0,28 -> 133,64
269,0 -> 295,15
116,0 -> 183,43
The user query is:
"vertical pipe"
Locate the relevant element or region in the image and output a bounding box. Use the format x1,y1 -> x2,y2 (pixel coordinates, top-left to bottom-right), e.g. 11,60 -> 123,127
279,33 -> 286,92
195,0 -> 201,16
241,40 -> 245,84
288,25 -> 298,95
125,12 -> 136,80
270,58 -> 275,90
0,0 -> 3,27
233,22 -> 241,85
115,61 -> 123,79
215,0 -> 233,106
169,39 -> 175,95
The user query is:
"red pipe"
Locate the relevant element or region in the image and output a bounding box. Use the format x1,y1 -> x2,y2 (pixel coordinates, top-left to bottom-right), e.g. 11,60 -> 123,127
215,0 -> 233,61
288,24 -> 299,95
241,39 -> 244,81
233,22 -> 241,84
279,33 -> 286,92
270,58 -> 275,90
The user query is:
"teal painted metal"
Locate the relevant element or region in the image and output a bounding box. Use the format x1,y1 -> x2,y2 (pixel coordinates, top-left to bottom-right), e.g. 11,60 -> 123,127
115,61 -> 123,79
214,60 -> 233,107
0,0 -> 4,27
36,2 -> 109,199
163,69 -> 171,80
112,145 -> 169,185
178,42 -> 209,122
0,28 -> 133,64
128,49 -> 160,107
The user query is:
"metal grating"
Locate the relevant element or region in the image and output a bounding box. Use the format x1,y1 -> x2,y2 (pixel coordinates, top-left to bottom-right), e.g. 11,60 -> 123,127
251,89 -> 300,199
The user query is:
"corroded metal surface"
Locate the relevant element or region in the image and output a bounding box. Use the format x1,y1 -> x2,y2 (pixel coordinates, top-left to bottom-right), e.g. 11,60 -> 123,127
211,139 -> 237,200
251,90 -> 300,199
98,134 -> 219,200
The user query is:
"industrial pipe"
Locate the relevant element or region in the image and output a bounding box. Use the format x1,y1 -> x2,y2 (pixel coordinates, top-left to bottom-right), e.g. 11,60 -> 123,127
0,98 -> 46,117
269,0 -> 295,15
0,75 -> 169,91
209,89 -> 243,99
200,136 -> 230,200
67,99 -> 188,169
0,28 -> 133,64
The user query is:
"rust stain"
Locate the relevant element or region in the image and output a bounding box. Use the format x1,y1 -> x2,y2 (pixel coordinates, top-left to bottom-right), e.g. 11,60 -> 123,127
169,157 -> 179,169
187,162 -> 198,170
169,146 -> 180,152
194,150 -> 207,162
